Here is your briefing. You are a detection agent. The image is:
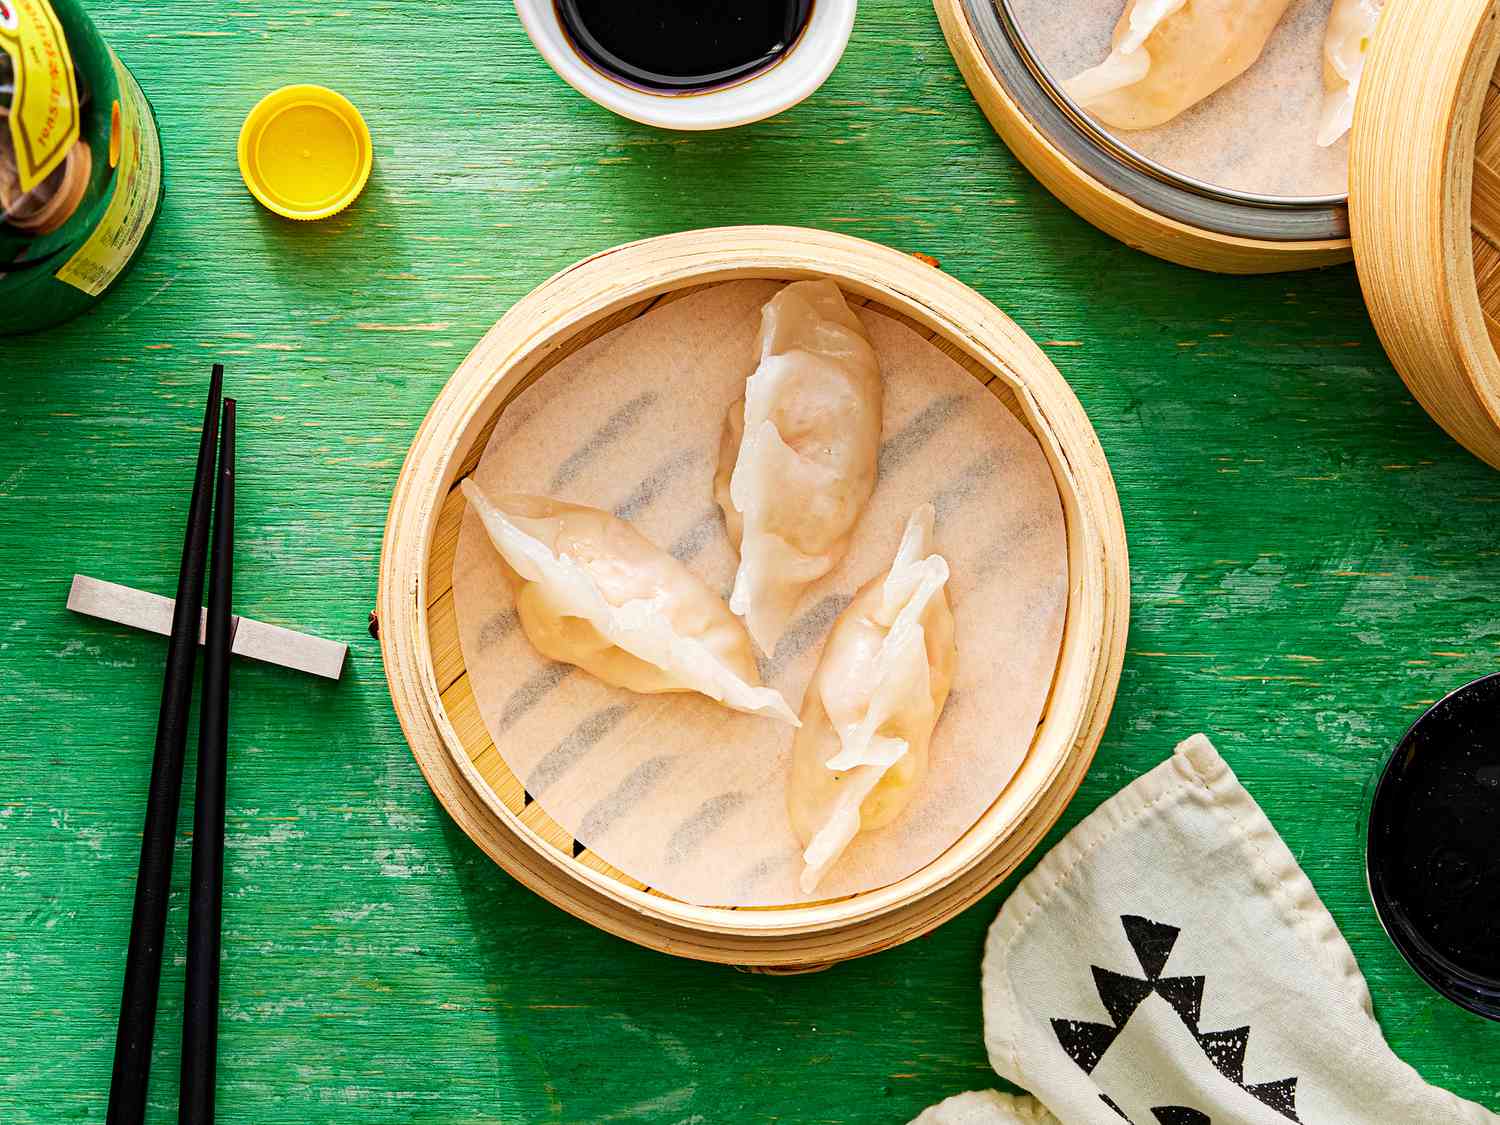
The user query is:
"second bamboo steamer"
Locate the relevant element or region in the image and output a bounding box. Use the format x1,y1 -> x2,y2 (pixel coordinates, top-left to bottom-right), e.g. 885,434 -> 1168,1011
936,0 -> 1500,470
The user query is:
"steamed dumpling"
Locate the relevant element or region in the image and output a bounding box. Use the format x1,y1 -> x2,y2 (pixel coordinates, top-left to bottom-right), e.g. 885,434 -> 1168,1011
1063,0 -> 1294,131
462,481 -> 797,725
786,505 -> 957,894
1318,0 -> 1382,147
714,279 -> 882,654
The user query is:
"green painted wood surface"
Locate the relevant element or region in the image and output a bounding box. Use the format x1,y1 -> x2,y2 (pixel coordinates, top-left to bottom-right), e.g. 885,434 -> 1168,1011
2,2 -> 1498,1121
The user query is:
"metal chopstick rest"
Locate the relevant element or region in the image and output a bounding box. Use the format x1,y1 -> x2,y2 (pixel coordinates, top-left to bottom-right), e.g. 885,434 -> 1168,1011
67,574 -> 347,680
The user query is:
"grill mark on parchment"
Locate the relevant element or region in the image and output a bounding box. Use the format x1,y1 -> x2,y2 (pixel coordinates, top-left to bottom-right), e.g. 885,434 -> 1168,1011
527,703 -> 632,795
877,394 -> 967,482
669,507 -> 724,562
932,450 -> 1007,526
549,390 -> 660,491
612,448 -> 700,522
665,792 -> 748,864
496,662 -> 574,734
762,593 -> 856,680
729,846 -> 803,901
972,508 -> 1051,585
477,609 -> 519,649
576,753 -> 675,848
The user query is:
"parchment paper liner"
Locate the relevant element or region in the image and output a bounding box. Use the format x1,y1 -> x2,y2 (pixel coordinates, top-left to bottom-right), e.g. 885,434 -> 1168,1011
451,281 -> 1068,907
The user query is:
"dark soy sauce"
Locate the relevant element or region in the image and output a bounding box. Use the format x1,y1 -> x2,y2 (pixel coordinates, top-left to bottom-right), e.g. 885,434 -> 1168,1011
556,1 -> 815,92
1368,673 -> 1500,1019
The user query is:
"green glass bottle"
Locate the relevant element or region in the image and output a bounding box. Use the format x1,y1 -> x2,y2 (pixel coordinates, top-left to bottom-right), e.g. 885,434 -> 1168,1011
0,0 -> 164,335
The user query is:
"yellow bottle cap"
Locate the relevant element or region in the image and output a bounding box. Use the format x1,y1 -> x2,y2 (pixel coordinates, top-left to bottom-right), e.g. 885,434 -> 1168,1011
237,85 -> 372,221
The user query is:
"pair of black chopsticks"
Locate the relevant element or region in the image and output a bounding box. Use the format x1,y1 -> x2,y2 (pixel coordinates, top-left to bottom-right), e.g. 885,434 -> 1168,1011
108,365 -> 235,1125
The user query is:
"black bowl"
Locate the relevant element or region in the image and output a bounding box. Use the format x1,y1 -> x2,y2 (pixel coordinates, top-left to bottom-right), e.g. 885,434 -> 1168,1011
1367,673 -> 1500,1021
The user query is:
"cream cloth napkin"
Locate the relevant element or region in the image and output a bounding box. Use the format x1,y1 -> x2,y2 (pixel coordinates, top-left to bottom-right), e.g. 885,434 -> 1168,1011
912,735 -> 1498,1125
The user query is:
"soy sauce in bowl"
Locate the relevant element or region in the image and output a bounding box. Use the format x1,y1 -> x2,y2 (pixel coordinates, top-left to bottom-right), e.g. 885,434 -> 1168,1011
1368,673 -> 1500,1020
556,0 -> 815,92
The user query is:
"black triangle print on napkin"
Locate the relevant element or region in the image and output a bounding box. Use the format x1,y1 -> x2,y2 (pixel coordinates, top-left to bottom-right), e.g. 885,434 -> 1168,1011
1052,1018 -> 1117,1075
1245,1078 -> 1300,1118
1093,966 -> 1155,1026
1155,974 -> 1205,1028
1121,914 -> 1180,980
1151,1109 -> 1211,1125
1049,915 -> 1302,1125
1197,1027 -> 1250,1084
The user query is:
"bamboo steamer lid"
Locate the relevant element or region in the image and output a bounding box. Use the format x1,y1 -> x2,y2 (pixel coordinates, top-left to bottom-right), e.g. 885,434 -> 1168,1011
379,226 -> 1130,968
1350,0 -> 1500,470
936,0 -> 1500,467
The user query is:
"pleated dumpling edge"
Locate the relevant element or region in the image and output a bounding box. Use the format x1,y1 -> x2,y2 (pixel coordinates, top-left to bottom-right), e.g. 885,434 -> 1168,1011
461,479 -> 799,726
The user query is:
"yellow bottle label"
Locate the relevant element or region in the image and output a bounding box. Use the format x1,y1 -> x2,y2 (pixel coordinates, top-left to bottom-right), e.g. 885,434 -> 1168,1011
55,51 -> 161,297
0,0 -> 81,192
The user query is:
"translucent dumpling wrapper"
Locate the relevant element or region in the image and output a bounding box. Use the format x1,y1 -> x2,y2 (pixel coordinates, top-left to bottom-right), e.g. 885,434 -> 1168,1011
461,480 -> 798,725
1318,0 -> 1383,147
787,505 -> 958,894
1063,0 -> 1295,132
714,278 -> 883,654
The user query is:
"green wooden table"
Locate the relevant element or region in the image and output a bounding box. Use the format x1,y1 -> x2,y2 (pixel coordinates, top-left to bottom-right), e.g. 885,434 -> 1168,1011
3,3 -> 1497,1121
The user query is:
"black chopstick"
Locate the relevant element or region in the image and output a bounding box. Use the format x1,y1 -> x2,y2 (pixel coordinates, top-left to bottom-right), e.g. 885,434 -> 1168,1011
108,365 -> 223,1125
181,399 -> 234,1125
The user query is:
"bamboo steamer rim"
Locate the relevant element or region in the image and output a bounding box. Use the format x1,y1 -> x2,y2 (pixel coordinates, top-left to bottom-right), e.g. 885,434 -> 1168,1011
379,226 -> 1130,965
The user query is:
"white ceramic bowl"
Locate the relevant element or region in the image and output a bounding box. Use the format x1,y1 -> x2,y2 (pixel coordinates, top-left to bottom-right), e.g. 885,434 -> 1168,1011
515,1 -> 858,130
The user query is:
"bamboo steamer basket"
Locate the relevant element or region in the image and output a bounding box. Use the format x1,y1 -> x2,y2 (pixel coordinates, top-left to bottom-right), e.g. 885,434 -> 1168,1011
379,226 -> 1130,969
936,0 -> 1500,468
933,0 -> 1351,275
